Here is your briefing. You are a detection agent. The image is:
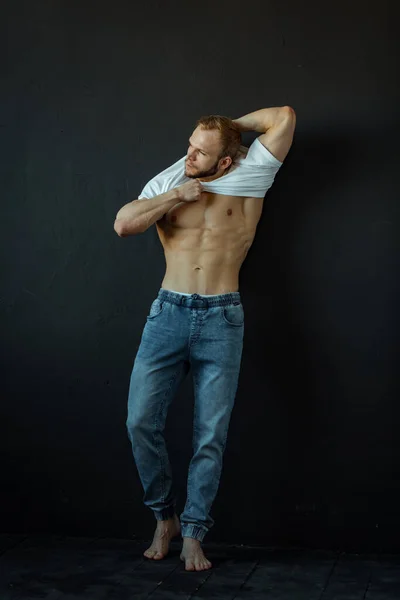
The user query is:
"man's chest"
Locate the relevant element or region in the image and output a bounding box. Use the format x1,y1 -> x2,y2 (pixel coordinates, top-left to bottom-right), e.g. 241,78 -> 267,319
156,192 -> 263,259
161,192 -> 246,231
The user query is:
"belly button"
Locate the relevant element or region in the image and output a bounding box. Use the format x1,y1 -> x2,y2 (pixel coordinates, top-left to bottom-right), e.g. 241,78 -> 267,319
227,209 -> 232,215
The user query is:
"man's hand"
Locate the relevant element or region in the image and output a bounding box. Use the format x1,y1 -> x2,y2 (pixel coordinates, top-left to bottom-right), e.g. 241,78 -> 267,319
177,180 -> 204,203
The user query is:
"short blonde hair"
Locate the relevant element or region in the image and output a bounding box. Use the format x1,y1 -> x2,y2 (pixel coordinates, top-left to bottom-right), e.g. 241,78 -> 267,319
195,115 -> 241,161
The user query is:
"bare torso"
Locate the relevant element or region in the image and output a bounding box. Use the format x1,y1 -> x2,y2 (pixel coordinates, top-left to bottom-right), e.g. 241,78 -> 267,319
156,191 -> 264,295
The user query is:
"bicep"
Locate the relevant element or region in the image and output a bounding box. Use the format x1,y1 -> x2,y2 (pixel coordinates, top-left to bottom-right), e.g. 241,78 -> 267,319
257,111 -> 296,163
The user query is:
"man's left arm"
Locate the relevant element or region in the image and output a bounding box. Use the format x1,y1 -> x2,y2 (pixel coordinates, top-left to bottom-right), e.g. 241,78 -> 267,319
233,106 -> 296,163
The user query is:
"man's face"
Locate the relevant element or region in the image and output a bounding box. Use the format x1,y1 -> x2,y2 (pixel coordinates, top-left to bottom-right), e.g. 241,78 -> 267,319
185,127 -> 229,180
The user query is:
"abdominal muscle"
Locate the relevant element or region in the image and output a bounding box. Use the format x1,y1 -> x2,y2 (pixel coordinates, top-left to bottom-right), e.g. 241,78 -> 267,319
155,192 -> 262,295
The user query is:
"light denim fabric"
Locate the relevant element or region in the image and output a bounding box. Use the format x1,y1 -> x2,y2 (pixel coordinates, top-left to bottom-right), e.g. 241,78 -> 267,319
126,288 -> 244,541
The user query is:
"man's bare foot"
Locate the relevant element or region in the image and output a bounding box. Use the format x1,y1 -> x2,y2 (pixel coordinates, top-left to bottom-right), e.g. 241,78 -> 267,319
180,537 -> 212,571
143,514 -> 181,560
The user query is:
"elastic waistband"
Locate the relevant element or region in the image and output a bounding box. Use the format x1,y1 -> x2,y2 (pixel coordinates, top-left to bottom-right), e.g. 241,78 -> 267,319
158,288 -> 241,308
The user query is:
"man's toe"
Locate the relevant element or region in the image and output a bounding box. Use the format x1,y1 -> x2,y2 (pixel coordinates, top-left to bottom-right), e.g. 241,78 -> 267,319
185,558 -> 195,571
194,559 -> 204,571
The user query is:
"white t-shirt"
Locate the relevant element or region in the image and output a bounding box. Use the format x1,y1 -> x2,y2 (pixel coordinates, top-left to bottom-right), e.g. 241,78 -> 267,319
138,137 -> 283,200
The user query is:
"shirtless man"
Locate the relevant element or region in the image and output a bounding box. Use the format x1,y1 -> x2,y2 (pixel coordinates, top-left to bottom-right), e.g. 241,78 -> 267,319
114,106 -> 296,571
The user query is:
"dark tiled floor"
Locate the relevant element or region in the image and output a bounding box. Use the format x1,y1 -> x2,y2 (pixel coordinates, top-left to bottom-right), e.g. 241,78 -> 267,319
0,534 -> 399,599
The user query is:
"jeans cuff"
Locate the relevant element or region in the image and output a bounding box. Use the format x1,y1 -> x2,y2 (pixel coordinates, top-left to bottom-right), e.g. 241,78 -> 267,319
181,523 -> 207,542
154,505 -> 176,521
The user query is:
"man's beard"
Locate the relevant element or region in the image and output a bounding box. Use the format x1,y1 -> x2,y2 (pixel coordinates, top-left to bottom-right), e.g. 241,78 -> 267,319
185,159 -> 220,179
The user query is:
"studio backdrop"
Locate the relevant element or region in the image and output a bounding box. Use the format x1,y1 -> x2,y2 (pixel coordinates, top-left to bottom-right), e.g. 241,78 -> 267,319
1,0 -> 398,551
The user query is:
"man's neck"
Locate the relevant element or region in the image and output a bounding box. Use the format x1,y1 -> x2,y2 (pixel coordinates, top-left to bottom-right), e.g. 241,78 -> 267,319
198,167 -> 231,183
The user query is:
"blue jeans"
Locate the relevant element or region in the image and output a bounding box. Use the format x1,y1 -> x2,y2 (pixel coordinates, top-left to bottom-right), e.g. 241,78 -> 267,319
126,288 -> 244,542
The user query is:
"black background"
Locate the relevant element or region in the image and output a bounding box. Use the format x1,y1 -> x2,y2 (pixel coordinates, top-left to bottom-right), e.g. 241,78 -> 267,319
1,0 -> 399,551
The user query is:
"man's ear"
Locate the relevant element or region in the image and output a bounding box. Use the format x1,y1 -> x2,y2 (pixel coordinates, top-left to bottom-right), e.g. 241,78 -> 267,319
220,156 -> 232,170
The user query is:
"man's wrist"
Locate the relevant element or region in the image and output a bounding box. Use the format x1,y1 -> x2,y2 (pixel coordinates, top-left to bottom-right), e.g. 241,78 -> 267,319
170,187 -> 181,202
232,118 -> 251,133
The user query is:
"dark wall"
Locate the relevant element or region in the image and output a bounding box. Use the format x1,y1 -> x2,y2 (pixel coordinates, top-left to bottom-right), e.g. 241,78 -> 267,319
1,0 -> 399,551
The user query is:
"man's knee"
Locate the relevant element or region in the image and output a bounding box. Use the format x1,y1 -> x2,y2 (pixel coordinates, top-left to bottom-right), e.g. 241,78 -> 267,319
126,410 -> 148,441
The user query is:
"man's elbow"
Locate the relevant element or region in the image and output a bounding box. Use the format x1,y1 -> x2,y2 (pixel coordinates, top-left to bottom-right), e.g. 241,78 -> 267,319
114,219 -> 126,237
114,218 -> 142,237
282,105 -> 296,120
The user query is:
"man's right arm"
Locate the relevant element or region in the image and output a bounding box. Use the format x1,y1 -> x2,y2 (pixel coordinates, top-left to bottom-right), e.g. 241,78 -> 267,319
114,189 -> 182,237
114,180 -> 204,237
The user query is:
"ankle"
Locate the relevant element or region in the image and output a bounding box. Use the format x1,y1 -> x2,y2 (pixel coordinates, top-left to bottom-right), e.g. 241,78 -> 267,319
183,536 -> 201,545
157,515 -> 179,528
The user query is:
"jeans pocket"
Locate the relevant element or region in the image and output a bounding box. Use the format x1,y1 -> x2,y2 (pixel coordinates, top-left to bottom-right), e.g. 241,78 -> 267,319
222,303 -> 244,327
147,298 -> 164,320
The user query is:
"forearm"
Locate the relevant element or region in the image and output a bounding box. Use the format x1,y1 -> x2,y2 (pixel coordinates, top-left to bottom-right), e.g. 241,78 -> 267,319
233,106 -> 290,133
114,189 -> 181,236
